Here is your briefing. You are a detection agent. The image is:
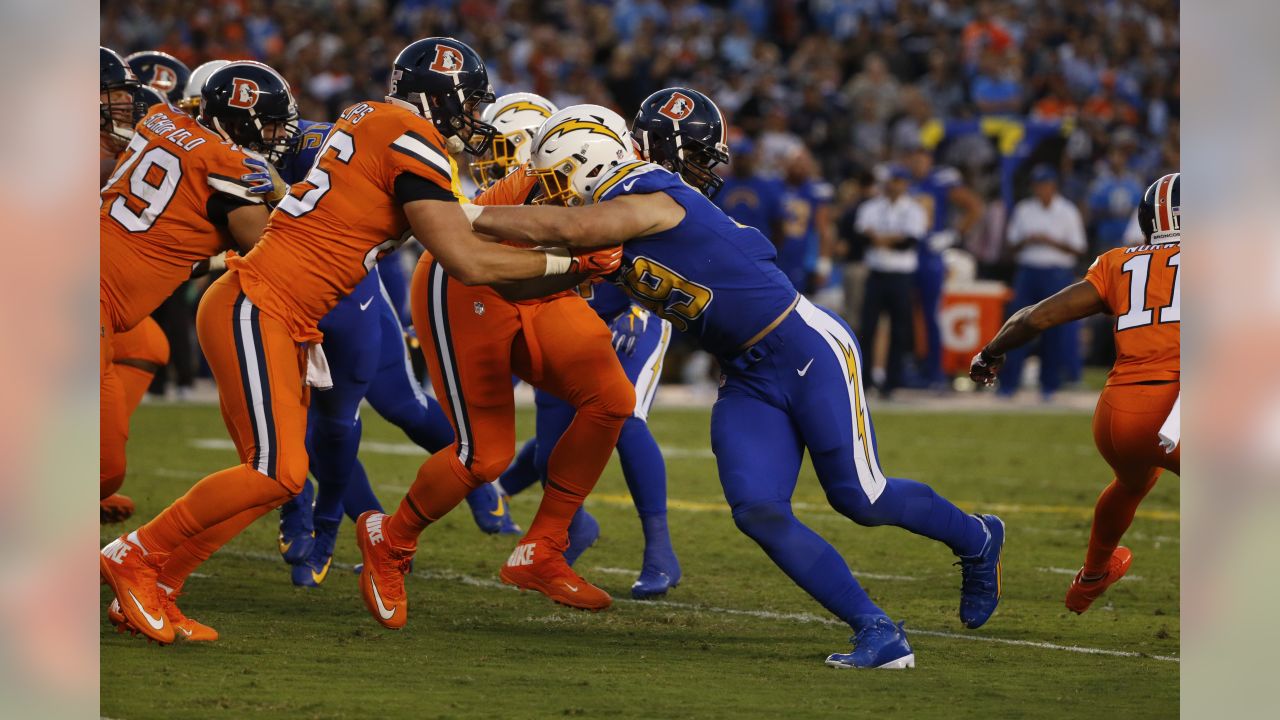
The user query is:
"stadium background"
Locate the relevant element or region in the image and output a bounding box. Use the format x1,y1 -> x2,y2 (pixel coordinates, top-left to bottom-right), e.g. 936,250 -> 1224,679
101,0 -> 1180,401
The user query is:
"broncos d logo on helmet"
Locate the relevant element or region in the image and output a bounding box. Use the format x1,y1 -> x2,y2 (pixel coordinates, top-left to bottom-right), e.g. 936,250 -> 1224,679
536,117 -> 624,152
228,77 -> 261,109
429,45 -> 464,74
658,92 -> 695,121
150,65 -> 178,92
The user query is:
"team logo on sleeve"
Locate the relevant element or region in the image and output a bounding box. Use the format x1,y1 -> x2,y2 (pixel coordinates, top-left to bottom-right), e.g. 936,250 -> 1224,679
658,92 -> 695,121
150,65 -> 179,93
228,78 -> 261,109
429,46 -> 464,74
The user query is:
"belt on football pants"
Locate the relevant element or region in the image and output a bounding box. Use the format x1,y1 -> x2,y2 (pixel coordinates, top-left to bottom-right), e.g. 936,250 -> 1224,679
720,294 -> 800,372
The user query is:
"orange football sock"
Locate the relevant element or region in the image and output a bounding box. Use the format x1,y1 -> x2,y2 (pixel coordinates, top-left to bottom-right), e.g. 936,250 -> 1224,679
158,505 -> 274,591
137,464 -> 292,555
385,449 -> 476,549
1083,471 -> 1160,576
522,406 -> 626,544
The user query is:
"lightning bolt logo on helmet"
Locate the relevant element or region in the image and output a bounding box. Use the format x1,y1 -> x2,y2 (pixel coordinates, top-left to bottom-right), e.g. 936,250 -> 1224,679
228,77 -> 261,109
495,100 -> 554,120
429,45 -> 464,74
535,117 -> 624,153
658,91 -> 695,121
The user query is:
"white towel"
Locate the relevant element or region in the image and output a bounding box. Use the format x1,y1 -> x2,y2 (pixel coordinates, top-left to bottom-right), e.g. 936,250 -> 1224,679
1158,392 -> 1180,453
306,343 -> 333,390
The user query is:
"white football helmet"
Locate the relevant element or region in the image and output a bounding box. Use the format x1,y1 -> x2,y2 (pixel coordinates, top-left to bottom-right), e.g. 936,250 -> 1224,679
528,104 -> 632,206
470,92 -> 559,189
179,59 -> 231,114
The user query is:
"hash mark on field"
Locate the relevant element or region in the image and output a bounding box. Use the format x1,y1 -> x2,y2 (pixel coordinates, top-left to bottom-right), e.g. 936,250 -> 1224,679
217,549 -> 1178,664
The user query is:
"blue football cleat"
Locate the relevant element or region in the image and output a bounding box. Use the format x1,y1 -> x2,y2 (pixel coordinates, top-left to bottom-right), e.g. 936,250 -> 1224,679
465,484 -> 521,535
563,507 -> 600,567
958,513 -> 1005,629
632,515 -> 681,599
825,616 -> 915,669
278,479 -> 315,565
292,518 -> 339,588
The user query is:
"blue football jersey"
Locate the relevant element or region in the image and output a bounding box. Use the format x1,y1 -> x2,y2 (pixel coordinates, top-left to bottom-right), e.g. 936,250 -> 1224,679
715,175 -> 785,237
278,119 -> 334,186
777,179 -> 834,292
594,161 -> 798,357
580,279 -> 632,320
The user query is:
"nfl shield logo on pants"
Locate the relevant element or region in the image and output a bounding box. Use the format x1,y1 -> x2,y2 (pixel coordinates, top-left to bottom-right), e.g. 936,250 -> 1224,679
474,301 -> 485,316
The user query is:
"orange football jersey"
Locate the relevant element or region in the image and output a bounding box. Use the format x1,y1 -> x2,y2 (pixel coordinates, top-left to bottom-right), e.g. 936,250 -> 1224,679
1084,242 -> 1181,386
232,101 -> 458,341
470,167 -> 573,304
101,106 -> 264,332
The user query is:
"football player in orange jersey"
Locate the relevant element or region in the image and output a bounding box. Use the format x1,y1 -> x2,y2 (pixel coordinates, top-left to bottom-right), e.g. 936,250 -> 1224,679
356,97 -> 638,624
99,48 -> 175,523
100,38 -> 620,643
971,173 -> 1180,613
99,59 -> 298,642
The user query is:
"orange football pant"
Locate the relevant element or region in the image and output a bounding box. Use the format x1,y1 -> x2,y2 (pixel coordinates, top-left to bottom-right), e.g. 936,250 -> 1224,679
1084,381 -> 1180,575
100,301 -> 128,498
384,257 -> 634,550
100,316 -> 170,499
135,271 -> 307,567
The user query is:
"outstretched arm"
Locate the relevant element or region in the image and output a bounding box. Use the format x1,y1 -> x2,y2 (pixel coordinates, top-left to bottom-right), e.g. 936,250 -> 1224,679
970,280 -> 1108,385
471,193 -> 685,248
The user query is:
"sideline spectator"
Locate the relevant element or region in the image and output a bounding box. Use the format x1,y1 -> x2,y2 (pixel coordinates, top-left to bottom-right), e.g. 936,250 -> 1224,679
998,165 -> 1087,399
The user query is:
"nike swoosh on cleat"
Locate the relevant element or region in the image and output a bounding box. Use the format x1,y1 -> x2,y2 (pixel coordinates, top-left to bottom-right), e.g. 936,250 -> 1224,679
312,558 -> 332,585
178,627 -> 193,637
127,590 -> 166,631
563,582 -> 580,593
369,576 -> 396,620
488,500 -> 507,518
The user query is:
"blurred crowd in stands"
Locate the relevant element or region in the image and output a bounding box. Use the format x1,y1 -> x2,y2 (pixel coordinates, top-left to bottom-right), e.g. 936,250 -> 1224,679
102,0 -> 1179,398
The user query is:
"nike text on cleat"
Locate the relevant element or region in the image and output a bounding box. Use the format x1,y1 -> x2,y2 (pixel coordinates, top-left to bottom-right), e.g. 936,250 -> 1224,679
100,536 -> 174,644
824,616 -> 915,670
958,514 -> 1005,629
1065,546 -> 1133,614
499,539 -> 612,611
355,511 -> 411,629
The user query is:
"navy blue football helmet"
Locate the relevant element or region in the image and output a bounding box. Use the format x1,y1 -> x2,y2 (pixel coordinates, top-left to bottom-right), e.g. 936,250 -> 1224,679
125,51 -> 192,104
630,87 -> 730,197
101,47 -> 141,138
200,61 -> 300,163
388,37 -> 496,155
1137,173 -> 1180,242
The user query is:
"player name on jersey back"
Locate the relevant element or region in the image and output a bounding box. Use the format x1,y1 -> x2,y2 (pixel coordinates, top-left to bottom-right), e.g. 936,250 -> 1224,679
139,110 -> 208,152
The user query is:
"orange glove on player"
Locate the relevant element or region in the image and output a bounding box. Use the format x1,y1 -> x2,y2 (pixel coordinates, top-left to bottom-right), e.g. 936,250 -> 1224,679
569,245 -> 624,277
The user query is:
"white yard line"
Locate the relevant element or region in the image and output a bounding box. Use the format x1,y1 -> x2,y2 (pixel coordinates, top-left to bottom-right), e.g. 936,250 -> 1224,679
1038,567 -> 1144,581
216,549 -> 1178,664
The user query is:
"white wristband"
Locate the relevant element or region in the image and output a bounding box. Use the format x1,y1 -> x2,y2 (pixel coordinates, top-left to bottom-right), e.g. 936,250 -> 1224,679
815,256 -> 833,277
461,203 -> 485,229
542,247 -> 572,276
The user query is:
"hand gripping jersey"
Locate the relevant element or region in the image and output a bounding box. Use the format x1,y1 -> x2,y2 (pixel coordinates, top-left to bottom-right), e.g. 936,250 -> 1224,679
1084,242 -> 1181,386
594,161 -> 798,357
100,104 -> 265,332
233,101 -> 460,341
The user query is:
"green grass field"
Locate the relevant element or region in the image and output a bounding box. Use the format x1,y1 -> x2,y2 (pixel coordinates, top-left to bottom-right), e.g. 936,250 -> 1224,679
101,402 -> 1179,719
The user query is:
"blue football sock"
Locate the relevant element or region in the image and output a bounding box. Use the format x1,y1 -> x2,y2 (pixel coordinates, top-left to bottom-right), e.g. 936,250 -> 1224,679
732,500 -> 884,630
310,415 -> 362,525
341,459 -> 383,522
617,417 -> 667,517
497,438 -> 540,498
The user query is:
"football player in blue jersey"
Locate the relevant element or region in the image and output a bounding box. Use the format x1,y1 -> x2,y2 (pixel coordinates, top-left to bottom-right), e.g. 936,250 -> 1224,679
483,91 -> 681,598
777,149 -> 838,296
461,95 -> 1006,669
272,119 -> 517,587
904,143 -> 984,389
714,136 -> 785,241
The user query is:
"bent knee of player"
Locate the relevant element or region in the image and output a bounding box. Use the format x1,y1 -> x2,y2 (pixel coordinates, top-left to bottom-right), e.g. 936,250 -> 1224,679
461,452 -> 515,487
311,410 -> 357,441
273,454 -> 311,497
825,485 -> 892,527
731,500 -> 796,542
581,379 -> 636,423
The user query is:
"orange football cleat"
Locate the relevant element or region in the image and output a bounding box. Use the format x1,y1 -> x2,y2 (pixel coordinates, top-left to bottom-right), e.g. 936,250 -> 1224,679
1065,546 -> 1134,614
100,494 -> 136,524
500,538 -> 612,611
108,591 -> 220,642
355,512 -> 413,630
100,533 -> 173,644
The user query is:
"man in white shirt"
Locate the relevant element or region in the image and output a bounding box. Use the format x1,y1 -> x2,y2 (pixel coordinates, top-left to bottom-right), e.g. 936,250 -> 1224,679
855,166 -> 928,396
998,165 -> 1087,399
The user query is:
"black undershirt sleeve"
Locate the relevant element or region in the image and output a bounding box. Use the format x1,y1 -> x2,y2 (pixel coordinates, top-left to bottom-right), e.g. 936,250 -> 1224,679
394,172 -> 456,204
206,192 -> 259,227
